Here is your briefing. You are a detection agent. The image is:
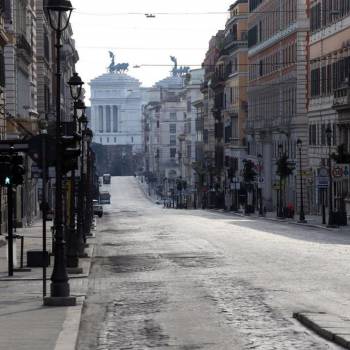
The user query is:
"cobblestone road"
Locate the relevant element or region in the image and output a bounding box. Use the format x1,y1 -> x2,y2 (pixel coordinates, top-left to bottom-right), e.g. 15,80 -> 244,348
77,177 -> 350,350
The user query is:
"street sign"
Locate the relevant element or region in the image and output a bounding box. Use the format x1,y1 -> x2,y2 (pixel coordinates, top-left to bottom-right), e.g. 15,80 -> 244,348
317,176 -> 329,189
230,182 -> 240,190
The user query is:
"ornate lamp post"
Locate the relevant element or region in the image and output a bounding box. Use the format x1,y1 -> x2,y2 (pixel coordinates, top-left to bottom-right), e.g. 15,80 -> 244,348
257,153 -> 263,216
77,112 -> 88,246
44,0 -> 75,306
277,144 -> 283,218
326,126 -> 337,228
66,73 -> 84,273
297,139 -> 306,223
84,128 -> 93,237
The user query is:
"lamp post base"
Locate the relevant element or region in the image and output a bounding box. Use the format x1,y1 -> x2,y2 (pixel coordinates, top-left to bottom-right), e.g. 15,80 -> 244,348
66,267 -> 83,274
43,296 -> 76,307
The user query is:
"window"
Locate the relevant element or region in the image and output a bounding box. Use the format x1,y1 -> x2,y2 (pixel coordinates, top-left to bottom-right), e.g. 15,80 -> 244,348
98,106 -> 103,132
114,137 -> 117,143
248,25 -> 258,48
100,137 -> 102,143
311,67 -> 320,97
309,124 -> 317,145
170,134 -> 176,146
169,123 -> 176,134
107,137 -> 109,143
44,28 -> 50,61
232,117 -> 239,139
203,129 -> 209,143
170,112 -> 177,121
187,144 -> 192,159
170,148 -> 176,158
224,119 -> 232,143
113,106 -> 118,132
106,106 -> 111,132
249,0 -> 263,12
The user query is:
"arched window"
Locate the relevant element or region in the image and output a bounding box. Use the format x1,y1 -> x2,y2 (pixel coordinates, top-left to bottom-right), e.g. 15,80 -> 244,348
106,106 -> 111,132
98,106 -> 103,132
113,106 -> 118,132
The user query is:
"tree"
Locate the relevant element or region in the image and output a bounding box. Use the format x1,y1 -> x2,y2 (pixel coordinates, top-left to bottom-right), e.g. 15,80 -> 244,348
331,144 -> 350,164
242,159 -> 257,214
276,154 -> 295,217
242,159 -> 257,190
276,154 -> 295,179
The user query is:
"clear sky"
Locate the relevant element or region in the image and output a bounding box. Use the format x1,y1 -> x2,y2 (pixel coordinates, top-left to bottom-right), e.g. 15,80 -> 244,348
70,0 -> 230,102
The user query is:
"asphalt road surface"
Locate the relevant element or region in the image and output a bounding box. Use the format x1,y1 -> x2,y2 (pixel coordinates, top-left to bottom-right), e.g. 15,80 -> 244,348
77,176 -> 350,350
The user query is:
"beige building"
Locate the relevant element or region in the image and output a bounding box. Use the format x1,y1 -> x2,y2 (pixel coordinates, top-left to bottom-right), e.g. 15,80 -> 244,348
0,2 -> 8,234
178,69 -> 204,207
246,0 -> 309,213
221,0 -> 248,210
309,1 -> 350,216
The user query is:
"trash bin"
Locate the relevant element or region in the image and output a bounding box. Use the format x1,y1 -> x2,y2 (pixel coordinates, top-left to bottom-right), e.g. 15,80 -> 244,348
27,250 -> 50,267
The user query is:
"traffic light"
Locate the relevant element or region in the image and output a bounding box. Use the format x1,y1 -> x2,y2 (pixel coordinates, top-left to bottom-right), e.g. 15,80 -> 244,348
62,135 -> 81,174
0,155 -> 11,186
12,155 -> 25,185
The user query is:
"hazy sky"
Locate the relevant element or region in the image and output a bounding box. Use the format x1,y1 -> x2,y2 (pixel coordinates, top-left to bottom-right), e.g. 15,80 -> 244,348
70,0 -> 230,102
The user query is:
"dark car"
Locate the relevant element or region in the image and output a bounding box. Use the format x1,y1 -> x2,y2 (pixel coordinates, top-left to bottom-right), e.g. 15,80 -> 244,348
93,204 -> 103,218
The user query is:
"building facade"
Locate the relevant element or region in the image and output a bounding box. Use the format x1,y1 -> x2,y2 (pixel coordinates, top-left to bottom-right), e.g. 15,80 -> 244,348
309,1 -> 350,216
221,0 -> 248,210
4,0 -> 39,227
246,0 -> 309,213
178,68 -> 204,207
90,72 -> 142,153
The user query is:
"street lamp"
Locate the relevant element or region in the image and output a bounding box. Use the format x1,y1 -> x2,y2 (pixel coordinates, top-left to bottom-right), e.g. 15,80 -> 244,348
297,139 -> 306,223
68,72 -> 84,101
326,126 -> 337,228
257,154 -> 263,216
44,0 -> 75,306
277,144 -> 283,218
84,128 -> 93,238
77,112 -> 88,246
66,72 -> 84,273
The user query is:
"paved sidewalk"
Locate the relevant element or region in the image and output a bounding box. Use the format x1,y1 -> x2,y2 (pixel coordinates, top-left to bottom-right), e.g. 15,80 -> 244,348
0,219 -> 95,350
294,312 -> 350,349
226,209 -> 350,232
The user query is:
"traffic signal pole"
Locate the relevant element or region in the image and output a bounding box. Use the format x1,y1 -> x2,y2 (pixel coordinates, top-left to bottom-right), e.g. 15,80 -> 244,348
7,184 -> 13,277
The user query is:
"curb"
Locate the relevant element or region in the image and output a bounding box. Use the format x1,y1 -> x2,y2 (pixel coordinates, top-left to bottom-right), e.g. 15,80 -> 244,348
294,312 -> 350,349
207,209 -> 335,231
53,238 -> 95,350
54,297 -> 85,350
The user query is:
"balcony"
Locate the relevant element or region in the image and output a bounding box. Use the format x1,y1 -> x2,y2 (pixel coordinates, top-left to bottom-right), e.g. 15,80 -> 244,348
210,72 -> 228,89
222,32 -> 247,54
333,86 -> 350,109
333,86 -> 350,122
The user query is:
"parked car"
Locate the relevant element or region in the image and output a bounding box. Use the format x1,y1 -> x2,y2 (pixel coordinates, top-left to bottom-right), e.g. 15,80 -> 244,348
102,174 -> 111,184
99,191 -> 111,205
93,203 -> 103,218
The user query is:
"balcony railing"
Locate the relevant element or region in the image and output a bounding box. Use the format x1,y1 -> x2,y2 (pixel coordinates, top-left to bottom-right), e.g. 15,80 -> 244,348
333,86 -> 350,111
